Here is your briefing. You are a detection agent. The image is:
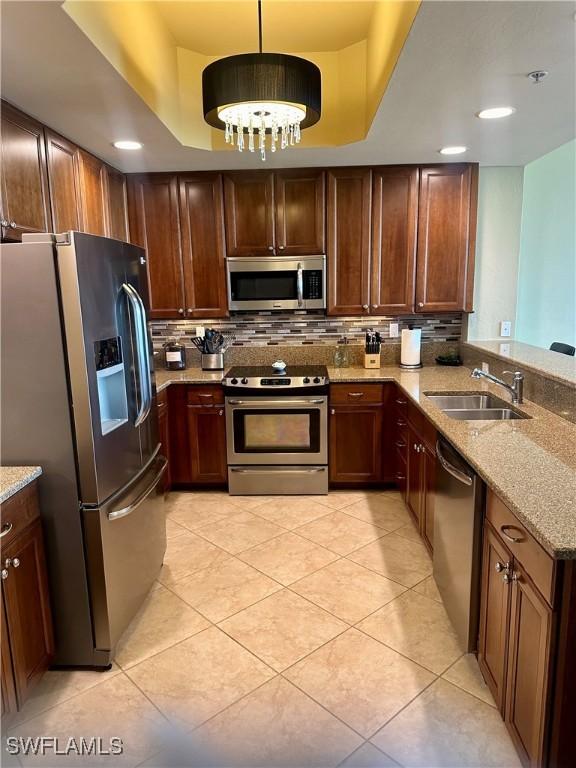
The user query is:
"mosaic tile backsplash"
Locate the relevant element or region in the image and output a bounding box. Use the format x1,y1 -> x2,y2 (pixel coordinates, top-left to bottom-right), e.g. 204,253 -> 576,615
151,312 -> 462,350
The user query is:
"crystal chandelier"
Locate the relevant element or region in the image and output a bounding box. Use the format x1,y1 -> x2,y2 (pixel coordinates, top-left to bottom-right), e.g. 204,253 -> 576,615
202,0 -> 321,161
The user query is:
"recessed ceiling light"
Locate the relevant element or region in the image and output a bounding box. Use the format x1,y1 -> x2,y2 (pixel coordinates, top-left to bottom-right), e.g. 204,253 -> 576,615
476,107 -> 516,120
439,146 -> 467,155
113,140 -> 143,150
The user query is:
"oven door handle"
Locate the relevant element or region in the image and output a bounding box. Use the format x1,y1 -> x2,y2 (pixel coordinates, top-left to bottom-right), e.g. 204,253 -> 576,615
226,399 -> 325,406
230,467 -> 326,474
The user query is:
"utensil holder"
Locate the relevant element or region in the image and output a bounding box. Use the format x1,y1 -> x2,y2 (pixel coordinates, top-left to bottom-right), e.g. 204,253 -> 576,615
364,353 -> 381,369
201,352 -> 224,371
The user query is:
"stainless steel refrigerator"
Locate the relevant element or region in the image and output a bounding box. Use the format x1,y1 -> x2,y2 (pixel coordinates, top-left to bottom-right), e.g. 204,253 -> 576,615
1,231 -> 167,667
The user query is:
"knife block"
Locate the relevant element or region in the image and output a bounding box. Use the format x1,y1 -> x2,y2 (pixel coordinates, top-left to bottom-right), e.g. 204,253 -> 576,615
364,353 -> 381,369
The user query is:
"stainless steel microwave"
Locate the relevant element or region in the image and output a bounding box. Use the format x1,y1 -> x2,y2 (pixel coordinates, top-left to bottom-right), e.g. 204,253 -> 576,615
226,255 -> 326,311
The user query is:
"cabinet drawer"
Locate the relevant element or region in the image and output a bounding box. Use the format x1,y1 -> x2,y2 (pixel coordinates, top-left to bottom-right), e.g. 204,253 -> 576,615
0,482 -> 40,549
185,385 -> 224,406
486,490 -> 556,606
394,392 -> 408,418
406,400 -> 436,451
330,383 -> 384,404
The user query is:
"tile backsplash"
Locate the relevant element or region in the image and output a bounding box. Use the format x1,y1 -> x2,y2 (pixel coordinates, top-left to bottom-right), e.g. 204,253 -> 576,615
150,312 -> 462,350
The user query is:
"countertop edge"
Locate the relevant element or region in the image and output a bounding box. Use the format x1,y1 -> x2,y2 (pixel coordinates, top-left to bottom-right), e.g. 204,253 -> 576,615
0,466 -> 42,504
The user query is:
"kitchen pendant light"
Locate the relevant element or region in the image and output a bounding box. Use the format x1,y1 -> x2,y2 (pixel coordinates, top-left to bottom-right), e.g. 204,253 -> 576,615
202,0 -> 321,161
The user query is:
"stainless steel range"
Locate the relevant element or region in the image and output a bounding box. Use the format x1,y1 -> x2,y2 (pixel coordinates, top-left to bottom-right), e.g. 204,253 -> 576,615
223,365 -> 329,495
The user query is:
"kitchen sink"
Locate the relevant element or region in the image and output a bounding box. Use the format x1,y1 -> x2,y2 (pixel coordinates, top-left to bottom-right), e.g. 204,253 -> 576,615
425,393 -> 530,421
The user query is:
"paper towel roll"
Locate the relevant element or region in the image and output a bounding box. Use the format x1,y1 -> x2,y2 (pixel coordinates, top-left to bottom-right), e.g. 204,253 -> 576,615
401,328 -> 422,368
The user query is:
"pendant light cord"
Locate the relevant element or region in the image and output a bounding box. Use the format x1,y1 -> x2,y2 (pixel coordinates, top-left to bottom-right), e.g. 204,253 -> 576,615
258,0 -> 263,53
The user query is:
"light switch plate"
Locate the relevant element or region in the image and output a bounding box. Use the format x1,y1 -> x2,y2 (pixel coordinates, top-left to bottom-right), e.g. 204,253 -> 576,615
500,320 -> 512,337
389,322 -> 399,338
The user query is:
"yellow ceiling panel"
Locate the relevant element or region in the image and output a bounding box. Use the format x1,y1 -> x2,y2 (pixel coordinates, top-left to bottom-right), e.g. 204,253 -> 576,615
63,0 -> 420,152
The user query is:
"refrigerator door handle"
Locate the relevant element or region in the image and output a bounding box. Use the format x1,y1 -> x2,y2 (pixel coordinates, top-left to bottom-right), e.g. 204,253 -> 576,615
122,283 -> 152,426
108,456 -> 167,521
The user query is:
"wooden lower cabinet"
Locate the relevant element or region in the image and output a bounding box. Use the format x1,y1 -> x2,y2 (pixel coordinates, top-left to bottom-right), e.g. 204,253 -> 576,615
157,389 -> 171,492
329,404 -> 384,484
404,410 -> 436,551
1,482 -> 54,720
168,385 -> 227,486
506,562 -> 553,766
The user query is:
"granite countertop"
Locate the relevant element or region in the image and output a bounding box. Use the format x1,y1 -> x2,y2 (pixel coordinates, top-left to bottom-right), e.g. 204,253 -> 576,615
154,364 -> 576,559
463,340 -> 576,387
0,466 -> 42,504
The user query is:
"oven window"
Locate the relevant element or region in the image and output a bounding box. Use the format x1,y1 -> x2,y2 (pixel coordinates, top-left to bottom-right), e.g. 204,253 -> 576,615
230,271 -> 297,301
233,409 -> 320,453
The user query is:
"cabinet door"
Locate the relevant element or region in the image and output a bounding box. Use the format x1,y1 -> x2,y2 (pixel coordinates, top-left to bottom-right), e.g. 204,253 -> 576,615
421,445 -> 436,552
2,520 -> 54,707
104,165 -> 129,241
45,129 -> 82,233
1,588 -> 17,719
329,404 -> 383,484
0,102 -> 51,241
186,405 -> 227,484
78,150 -> 107,236
506,563 -> 553,766
157,391 -> 171,492
223,171 -> 275,256
327,168 -> 372,315
416,164 -> 477,312
371,166 -> 418,314
179,173 -> 228,318
127,174 -> 185,318
274,170 -> 325,255
406,426 -> 422,526
478,523 -> 512,711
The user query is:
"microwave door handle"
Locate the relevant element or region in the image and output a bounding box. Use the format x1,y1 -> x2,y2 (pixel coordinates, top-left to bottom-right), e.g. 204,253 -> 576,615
297,263 -> 304,307
123,283 -> 151,426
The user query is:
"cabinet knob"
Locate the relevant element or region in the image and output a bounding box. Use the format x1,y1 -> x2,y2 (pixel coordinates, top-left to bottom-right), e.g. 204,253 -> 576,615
10,221 -> 16,229
330,408 -> 335,415
268,246 -> 274,251
362,304 -> 369,310
278,245 -> 285,250
494,561 -> 511,574
187,308 -> 193,314
12,558 -> 20,568
1,569 -> 8,581
418,302 -> 424,308
218,409 -> 223,416
0,219 -> 8,228
178,308 -> 184,314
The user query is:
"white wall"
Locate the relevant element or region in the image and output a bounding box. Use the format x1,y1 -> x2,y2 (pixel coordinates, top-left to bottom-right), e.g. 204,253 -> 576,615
466,167 -> 524,341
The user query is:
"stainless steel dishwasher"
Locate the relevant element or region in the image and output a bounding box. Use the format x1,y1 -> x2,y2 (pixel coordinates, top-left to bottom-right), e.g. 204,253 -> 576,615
433,437 -> 485,652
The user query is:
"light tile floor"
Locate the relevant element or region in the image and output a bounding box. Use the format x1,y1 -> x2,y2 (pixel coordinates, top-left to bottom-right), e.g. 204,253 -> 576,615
6,490 -> 521,768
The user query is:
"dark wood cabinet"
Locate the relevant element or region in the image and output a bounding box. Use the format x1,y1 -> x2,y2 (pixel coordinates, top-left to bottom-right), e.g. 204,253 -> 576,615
0,483 -> 54,718
406,425 -> 422,526
404,403 -> 436,552
371,166 -> 418,314
274,169 -> 325,255
478,522 -> 512,711
1,588 -> 17,719
179,173 -> 228,318
78,150 -> 107,236
127,174 -> 185,318
104,165 -> 129,241
415,164 -> 477,312
157,389 -> 171,493
168,385 -> 227,486
422,446 -> 436,551
329,384 -> 388,484
0,102 -> 51,241
223,171 -> 275,256
45,129 -> 82,233
506,561 -> 553,766
327,168 -> 372,315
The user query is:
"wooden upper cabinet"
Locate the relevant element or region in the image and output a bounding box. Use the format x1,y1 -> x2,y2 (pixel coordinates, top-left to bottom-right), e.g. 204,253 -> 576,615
45,129 -> 82,233
178,173 -> 228,318
104,165 -> 129,241
223,171 -> 275,256
127,174 -> 185,318
415,164 -> 478,312
327,168 -> 372,315
505,561 -> 553,766
371,166 -> 418,314
274,170 -> 325,255
77,150 -> 107,236
0,103 -> 51,241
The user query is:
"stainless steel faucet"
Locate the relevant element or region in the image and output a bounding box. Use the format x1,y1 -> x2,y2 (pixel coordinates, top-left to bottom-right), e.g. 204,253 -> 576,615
470,368 -> 524,404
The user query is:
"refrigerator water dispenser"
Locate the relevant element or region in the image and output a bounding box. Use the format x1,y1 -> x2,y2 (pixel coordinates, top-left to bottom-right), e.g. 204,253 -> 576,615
95,337 -> 128,435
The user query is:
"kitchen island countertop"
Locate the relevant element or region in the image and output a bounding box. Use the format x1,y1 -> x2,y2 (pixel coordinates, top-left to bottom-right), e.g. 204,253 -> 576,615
0,466 -> 42,504
154,365 -> 576,559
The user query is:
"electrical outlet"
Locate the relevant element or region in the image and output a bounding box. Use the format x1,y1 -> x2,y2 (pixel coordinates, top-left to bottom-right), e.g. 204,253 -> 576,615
499,343 -> 511,355
481,362 -> 490,373
389,322 -> 399,338
195,326 -> 205,338
500,321 -> 512,337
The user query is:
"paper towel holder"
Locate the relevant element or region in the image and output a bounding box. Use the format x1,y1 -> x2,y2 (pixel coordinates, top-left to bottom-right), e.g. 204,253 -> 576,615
400,324 -> 423,370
